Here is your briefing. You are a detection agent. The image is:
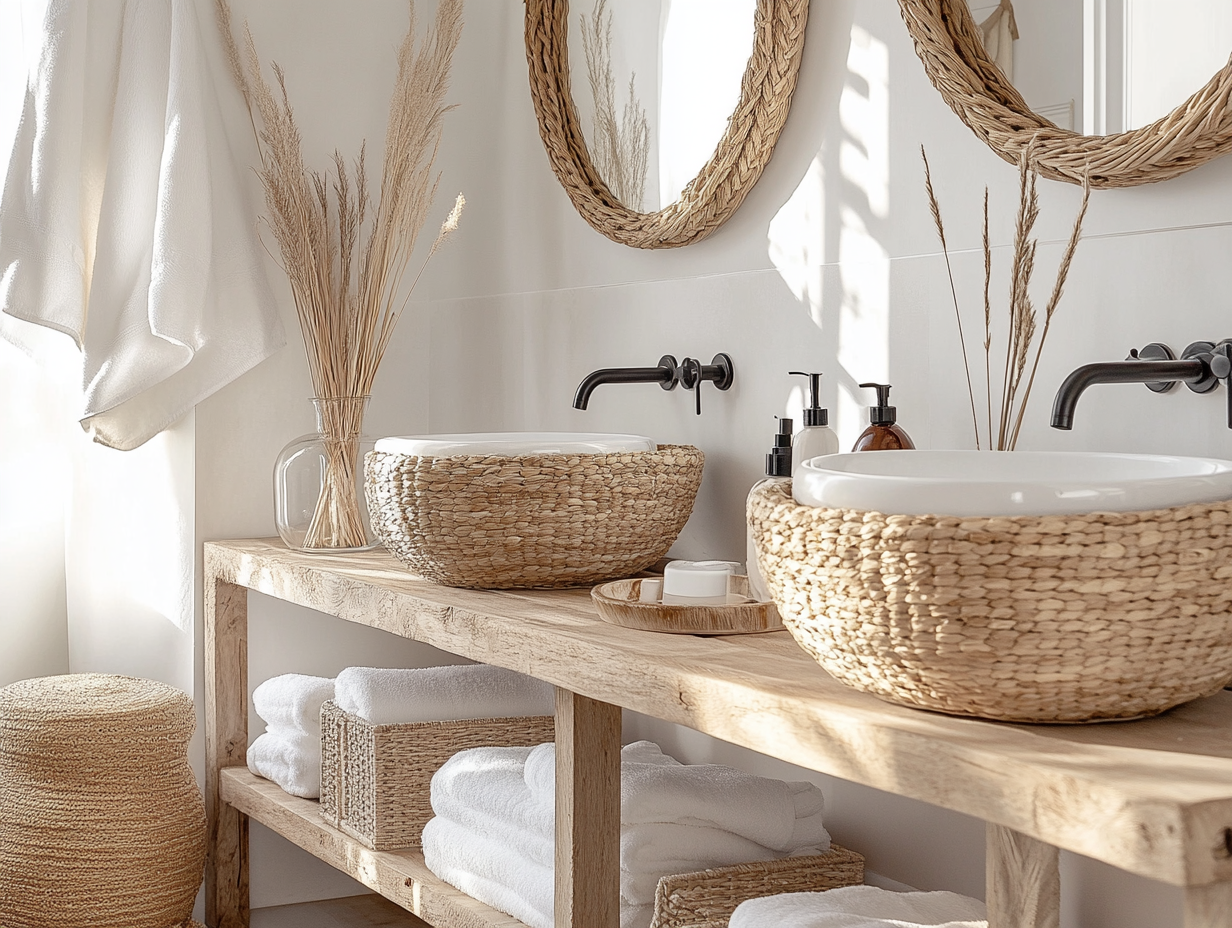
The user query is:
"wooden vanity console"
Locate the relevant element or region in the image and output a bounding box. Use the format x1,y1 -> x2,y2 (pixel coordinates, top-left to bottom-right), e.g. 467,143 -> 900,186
205,539 -> 1232,928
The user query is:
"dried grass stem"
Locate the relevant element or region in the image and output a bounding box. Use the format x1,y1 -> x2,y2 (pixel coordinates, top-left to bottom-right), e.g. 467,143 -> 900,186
922,146 -> 1089,451
217,0 -> 466,546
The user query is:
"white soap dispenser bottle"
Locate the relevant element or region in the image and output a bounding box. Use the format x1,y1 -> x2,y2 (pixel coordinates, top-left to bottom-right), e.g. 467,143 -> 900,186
746,417 -> 793,603
789,372 -> 839,477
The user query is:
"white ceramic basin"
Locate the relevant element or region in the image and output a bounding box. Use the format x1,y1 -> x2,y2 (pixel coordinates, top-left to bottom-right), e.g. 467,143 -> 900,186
374,432 -> 656,456
792,450 -> 1232,516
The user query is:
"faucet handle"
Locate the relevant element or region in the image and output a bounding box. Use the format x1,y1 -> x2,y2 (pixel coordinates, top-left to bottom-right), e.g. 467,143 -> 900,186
1210,341 -> 1232,381
679,358 -> 704,415
1212,341 -> 1232,428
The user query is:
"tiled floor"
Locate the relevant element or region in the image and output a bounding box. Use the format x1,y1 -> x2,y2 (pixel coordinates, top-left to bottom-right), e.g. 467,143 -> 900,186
250,894 -> 428,927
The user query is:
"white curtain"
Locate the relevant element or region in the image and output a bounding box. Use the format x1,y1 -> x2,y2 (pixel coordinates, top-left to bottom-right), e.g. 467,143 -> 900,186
0,0 -> 260,693
0,0 -> 69,688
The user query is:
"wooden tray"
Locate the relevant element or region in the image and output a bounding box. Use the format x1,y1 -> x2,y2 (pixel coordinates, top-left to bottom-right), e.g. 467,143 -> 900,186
591,577 -> 782,636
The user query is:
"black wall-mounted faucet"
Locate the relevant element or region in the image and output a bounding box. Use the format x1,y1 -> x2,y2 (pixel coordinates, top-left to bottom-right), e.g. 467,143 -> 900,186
573,353 -> 734,415
1051,341 -> 1232,430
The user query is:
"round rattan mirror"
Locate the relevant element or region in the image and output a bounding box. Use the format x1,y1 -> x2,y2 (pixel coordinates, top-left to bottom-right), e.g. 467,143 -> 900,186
899,0 -> 1232,188
524,0 -> 810,249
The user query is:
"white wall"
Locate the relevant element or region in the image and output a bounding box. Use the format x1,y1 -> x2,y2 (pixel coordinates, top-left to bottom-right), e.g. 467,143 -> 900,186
184,0 -> 1232,921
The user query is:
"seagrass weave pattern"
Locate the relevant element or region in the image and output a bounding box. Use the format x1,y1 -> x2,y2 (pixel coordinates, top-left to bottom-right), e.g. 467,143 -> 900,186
366,445 -> 704,589
0,674 -> 206,928
651,845 -> 864,928
319,701 -> 555,850
748,480 -> 1232,723
524,0 -> 809,248
898,0 -> 1232,188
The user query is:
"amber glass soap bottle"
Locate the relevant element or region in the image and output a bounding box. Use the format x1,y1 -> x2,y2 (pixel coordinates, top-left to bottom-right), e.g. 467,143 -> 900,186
852,382 -> 915,451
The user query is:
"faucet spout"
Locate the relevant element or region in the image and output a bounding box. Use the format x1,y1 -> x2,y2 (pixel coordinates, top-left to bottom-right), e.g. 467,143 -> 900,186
1050,359 -> 1206,429
572,355 -> 678,410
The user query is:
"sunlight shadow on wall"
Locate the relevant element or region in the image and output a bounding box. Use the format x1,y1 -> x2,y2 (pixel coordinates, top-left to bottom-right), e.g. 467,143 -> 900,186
769,21 -> 891,448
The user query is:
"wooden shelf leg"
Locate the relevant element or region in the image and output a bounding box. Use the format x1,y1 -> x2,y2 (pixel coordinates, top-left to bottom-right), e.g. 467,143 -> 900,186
1185,882 -> 1232,927
205,575 -> 250,928
986,823 -> 1060,928
554,687 -> 621,928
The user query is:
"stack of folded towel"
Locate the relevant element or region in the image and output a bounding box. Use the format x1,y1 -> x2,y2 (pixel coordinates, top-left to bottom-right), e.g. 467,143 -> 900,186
422,740 -> 832,928
246,664 -> 554,799
333,665 -> 555,724
729,886 -> 987,928
246,674 -> 335,799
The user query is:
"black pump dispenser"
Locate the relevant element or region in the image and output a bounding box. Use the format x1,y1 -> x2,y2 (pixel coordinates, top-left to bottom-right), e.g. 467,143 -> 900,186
765,417 -> 793,477
861,382 -> 897,425
789,372 -> 829,426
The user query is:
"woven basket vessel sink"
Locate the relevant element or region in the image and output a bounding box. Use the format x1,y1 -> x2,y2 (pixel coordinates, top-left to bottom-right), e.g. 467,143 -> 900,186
748,454 -> 1232,723
366,435 -> 704,589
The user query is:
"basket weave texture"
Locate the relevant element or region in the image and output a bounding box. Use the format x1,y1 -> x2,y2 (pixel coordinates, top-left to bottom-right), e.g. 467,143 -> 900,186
0,674 -> 206,928
366,445 -> 704,589
319,701 -> 555,850
524,0 -> 809,248
896,0 -> 1232,188
748,480 -> 1232,723
651,845 -> 864,928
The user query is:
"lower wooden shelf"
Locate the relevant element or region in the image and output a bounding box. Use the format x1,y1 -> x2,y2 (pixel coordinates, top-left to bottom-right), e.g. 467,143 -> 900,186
218,767 -> 529,928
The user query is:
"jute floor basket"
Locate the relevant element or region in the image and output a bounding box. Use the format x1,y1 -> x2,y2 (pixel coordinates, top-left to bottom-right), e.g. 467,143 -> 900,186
747,480 -> 1232,723
365,445 -> 704,589
319,701 -> 555,849
0,674 -> 206,928
651,845 -> 864,928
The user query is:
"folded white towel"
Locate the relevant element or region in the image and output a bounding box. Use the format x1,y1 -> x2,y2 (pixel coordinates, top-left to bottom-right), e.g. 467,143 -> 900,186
252,674 -> 335,736
422,815 -> 655,928
433,742 -> 832,908
522,739 -> 678,802
525,741 -> 829,853
422,815 -> 554,928
430,745 -> 554,867
729,886 -> 988,928
621,821 -> 822,876
334,665 -> 554,725
246,730 -> 321,799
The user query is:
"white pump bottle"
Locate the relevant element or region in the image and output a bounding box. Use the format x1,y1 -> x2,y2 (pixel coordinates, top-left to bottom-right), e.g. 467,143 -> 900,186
789,371 -> 839,477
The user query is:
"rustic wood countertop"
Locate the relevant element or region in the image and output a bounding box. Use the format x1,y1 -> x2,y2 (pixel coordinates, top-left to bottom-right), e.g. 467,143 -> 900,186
204,538 -> 1232,895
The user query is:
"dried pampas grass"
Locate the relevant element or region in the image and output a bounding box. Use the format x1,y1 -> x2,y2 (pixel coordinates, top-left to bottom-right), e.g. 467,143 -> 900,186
580,0 -> 649,210
217,0 -> 465,547
923,145 -> 1089,452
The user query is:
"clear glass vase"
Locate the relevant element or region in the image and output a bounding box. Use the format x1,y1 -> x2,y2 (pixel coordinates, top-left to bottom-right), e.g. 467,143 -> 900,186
274,396 -> 378,552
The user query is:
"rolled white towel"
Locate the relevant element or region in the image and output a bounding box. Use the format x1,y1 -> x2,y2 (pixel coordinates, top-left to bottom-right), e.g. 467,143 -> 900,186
252,674 -> 334,735
334,665 -> 554,725
247,730 -> 321,799
728,886 -> 987,928
525,741 -> 829,853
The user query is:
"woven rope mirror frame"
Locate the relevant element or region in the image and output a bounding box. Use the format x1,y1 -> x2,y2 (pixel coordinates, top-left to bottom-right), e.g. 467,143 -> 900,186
899,0 -> 1232,188
524,0 -> 809,249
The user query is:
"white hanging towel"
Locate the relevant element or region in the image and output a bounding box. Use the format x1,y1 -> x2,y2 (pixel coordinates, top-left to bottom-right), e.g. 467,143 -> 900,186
979,0 -> 1019,79
0,0 -> 284,450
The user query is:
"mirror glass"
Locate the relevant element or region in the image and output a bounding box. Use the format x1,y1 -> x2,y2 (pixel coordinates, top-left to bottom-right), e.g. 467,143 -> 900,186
967,0 -> 1232,135
568,0 -> 757,212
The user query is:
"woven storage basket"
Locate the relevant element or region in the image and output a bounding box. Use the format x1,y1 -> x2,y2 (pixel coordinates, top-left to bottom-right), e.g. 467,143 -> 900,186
748,480 -> 1232,723
365,445 -> 704,589
319,701 -> 555,849
0,674 -> 206,928
651,845 -> 864,928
